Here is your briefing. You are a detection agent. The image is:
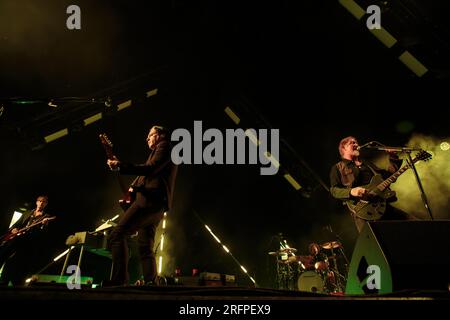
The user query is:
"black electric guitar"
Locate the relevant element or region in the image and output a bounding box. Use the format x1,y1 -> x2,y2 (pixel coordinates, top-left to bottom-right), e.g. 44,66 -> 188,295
99,133 -> 136,210
346,150 -> 432,221
0,216 -> 56,245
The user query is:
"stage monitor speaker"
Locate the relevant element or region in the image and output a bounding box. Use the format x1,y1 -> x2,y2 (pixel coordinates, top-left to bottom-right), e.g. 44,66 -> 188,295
345,220 -> 450,294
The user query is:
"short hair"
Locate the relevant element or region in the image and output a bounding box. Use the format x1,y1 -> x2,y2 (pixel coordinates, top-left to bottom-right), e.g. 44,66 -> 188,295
338,136 -> 357,158
36,195 -> 48,202
151,125 -> 169,139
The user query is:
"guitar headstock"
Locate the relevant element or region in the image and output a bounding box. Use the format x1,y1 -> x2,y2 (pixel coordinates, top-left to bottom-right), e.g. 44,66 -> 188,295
99,133 -> 113,148
415,150 -> 432,162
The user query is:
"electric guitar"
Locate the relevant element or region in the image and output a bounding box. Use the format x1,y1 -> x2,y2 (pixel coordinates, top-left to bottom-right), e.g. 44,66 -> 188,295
0,216 -> 56,245
99,133 -> 136,210
346,150 -> 432,221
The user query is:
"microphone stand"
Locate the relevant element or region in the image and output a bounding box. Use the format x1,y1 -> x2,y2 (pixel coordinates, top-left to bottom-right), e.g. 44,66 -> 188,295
365,145 -> 434,220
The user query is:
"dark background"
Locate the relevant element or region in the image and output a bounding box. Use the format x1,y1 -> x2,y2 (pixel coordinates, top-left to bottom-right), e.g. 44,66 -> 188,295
1,0 -> 449,288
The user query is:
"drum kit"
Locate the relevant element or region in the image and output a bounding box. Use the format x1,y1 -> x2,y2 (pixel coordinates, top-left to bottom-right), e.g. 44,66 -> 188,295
269,239 -> 348,293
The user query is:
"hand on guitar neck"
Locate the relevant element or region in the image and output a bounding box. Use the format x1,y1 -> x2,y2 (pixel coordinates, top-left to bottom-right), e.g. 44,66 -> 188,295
99,133 -> 136,211
107,156 -> 121,171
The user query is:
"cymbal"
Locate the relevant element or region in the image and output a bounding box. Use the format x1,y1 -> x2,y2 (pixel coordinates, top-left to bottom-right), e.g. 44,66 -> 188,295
268,248 -> 297,256
321,241 -> 341,250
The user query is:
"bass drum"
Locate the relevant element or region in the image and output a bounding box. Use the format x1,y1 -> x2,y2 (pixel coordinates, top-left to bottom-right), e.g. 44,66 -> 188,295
297,271 -> 325,293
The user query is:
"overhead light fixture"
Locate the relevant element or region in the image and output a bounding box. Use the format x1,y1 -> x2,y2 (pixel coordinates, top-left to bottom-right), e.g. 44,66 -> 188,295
83,112 -> 102,126
117,99 -> 132,111
146,88 -> 158,97
48,100 -> 58,108
44,128 -> 69,143
224,106 -> 241,125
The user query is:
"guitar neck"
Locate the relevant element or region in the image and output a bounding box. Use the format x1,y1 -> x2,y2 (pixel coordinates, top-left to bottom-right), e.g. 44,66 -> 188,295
20,216 -> 55,233
377,160 -> 415,191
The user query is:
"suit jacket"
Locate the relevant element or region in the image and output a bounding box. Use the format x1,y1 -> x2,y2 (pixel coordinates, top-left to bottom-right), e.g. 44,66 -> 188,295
119,140 -> 178,210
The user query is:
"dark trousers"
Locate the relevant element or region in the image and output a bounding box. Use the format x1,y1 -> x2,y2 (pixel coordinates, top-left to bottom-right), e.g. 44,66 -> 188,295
0,235 -> 40,286
109,193 -> 165,285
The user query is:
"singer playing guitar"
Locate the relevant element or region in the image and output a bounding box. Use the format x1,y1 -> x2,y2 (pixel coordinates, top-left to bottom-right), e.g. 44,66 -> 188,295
329,136 -> 424,233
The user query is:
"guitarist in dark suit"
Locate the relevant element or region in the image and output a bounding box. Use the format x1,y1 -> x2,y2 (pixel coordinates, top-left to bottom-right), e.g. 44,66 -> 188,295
329,136 -> 412,233
0,195 -> 52,286
106,125 -> 178,286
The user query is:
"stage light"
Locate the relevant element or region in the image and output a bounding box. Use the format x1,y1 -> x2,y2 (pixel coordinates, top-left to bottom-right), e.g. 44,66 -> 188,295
264,151 -> 280,169
203,222 -> 257,285
224,106 -> 241,125
44,128 -> 68,143
245,129 -> 259,146
9,211 -> 23,228
158,256 -> 163,275
399,51 -> 428,77
205,225 -> 221,243
369,27 -> 397,48
146,88 -> 158,97
440,142 -> 450,151
117,99 -> 132,111
284,173 -> 302,190
156,212 -> 168,275
48,100 -> 58,108
53,248 -> 72,262
83,112 -> 102,126
339,0 -> 365,19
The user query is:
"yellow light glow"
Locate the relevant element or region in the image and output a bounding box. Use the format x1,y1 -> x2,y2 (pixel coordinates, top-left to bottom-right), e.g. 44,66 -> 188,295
284,173 -> 302,190
399,51 -> 428,77
224,106 -> 240,125
158,256 -> 163,275
162,219 -> 166,229
338,0 -> 365,20
117,100 -> 132,111
83,112 -> 102,126
53,249 -> 70,262
146,88 -> 158,97
240,266 -> 248,273
160,235 -> 164,251
264,152 -> 280,169
440,142 -> 450,151
222,245 -> 230,253
44,128 -> 69,143
9,211 -> 23,228
245,129 -> 260,146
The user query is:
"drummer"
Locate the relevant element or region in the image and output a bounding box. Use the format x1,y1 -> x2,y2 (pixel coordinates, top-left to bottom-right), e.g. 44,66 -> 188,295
308,242 -> 329,272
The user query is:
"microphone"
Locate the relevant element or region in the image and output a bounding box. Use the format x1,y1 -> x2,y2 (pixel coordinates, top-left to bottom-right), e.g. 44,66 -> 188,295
357,141 -> 376,150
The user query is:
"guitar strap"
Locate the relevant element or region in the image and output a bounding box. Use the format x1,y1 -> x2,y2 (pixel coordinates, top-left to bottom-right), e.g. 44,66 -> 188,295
365,162 -> 379,176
